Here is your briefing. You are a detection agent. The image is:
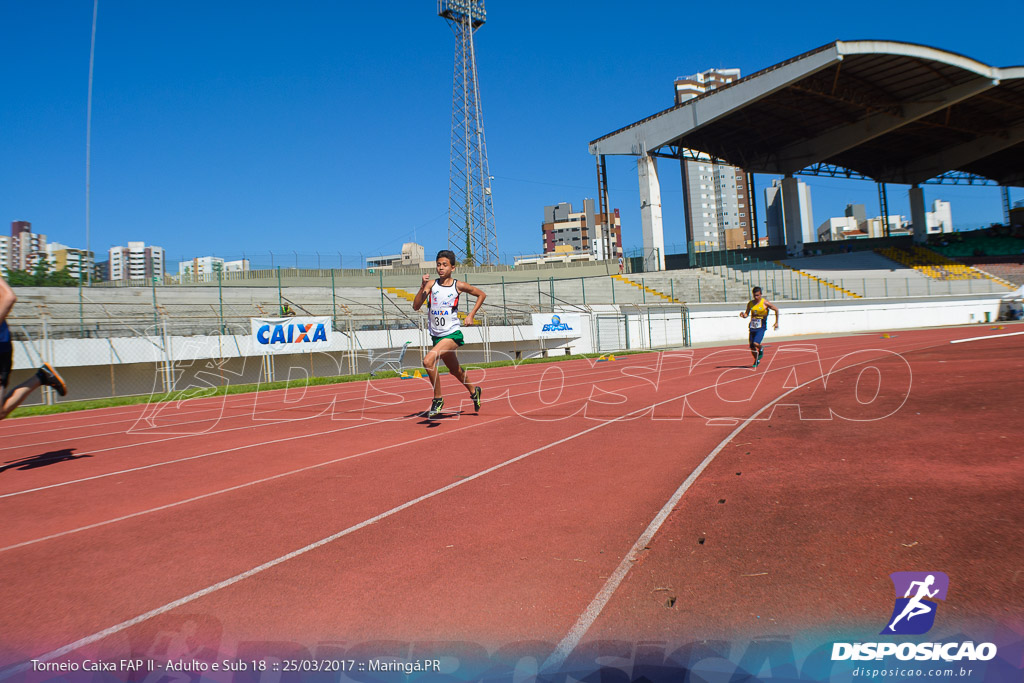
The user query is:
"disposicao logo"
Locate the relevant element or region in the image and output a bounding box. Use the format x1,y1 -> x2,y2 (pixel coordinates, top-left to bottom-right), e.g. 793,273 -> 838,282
256,322 -> 328,345
542,314 -> 572,332
882,571 -> 948,635
831,571 -> 997,662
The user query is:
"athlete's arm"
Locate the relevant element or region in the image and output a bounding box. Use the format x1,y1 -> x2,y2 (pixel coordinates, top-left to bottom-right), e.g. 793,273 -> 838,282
740,302 -> 750,319
412,274 -> 431,311
766,301 -> 780,329
0,274 -> 16,324
457,281 -> 486,325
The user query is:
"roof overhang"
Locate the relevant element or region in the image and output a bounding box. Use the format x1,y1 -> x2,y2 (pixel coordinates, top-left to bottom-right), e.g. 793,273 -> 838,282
590,41 -> 1024,187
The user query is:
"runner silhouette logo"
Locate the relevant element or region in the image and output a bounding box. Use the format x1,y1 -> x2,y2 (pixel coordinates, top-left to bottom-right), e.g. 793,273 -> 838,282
881,572 -> 949,635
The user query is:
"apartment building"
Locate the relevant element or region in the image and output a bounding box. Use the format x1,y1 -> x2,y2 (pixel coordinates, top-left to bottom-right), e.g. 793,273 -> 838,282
673,69 -> 753,250
541,200 -> 622,260
109,242 -> 165,281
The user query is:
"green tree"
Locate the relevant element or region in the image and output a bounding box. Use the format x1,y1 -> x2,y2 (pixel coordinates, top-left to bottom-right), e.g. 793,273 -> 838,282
5,263 -> 79,287
5,269 -> 34,286
46,268 -> 79,287
32,255 -> 51,284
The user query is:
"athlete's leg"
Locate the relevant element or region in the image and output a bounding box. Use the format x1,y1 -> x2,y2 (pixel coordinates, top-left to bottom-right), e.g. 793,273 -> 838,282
0,347 -> 54,420
423,338 -> 460,399
1,375 -> 41,420
749,328 -> 766,368
440,350 -> 476,395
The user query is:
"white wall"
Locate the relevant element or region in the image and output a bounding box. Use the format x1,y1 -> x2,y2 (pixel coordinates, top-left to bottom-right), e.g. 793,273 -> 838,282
687,295 -> 1001,345
10,295 -> 1003,377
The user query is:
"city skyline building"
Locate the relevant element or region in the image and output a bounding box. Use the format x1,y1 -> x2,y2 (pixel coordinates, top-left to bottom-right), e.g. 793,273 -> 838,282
177,256 -> 250,279
673,68 -> 753,252
926,200 -> 953,234
38,242 -> 95,281
365,242 -> 427,270
542,200 -> 622,260
109,241 -> 165,281
765,178 -> 814,255
10,221 -> 47,271
0,236 -> 9,277
818,200 -> 948,241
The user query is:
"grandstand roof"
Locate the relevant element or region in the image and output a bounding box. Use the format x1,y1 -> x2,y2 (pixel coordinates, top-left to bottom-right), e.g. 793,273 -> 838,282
590,41 -> 1024,187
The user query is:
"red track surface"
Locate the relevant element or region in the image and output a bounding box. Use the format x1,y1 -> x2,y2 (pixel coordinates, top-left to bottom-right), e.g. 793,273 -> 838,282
0,325 -> 1021,676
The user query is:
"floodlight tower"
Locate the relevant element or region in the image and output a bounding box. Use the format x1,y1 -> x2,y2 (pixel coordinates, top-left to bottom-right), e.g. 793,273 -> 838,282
438,0 -> 498,266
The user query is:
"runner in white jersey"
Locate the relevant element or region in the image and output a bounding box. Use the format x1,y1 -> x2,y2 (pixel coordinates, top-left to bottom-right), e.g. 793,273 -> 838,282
412,250 -> 486,418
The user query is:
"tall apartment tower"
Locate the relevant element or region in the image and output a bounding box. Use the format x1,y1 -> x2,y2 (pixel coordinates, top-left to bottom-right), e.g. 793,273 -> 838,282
10,221 -> 47,271
0,235 -> 10,276
765,179 -> 815,254
926,200 -> 953,234
542,200 -> 622,260
109,241 -> 165,281
673,69 -> 752,251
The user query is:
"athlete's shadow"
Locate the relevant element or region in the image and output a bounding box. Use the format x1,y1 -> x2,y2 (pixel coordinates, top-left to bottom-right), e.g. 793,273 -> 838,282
716,364 -> 756,369
405,410 -> 467,427
0,448 -> 91,474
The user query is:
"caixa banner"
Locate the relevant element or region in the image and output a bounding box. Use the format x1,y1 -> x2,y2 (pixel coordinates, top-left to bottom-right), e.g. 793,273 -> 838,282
532,313 -> 583,339
250,317 -> 332,353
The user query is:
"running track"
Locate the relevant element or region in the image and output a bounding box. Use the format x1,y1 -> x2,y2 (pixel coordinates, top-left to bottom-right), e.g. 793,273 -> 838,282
0,325 -> 1021,678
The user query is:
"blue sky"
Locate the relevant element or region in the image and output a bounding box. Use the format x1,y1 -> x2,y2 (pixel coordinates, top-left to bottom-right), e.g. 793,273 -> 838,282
1,1 -> 1020,269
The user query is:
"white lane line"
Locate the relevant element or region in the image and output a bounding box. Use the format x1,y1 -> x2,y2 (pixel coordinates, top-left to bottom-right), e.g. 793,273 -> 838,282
0,353 -> 657,435
0,399 -> 642,681
0,416 -> 504,553
0,339 -> 918,675
540,380 -> 808,674
539,338 -> 946,674
949,330 -> 1024,344
0,355 -> 668,451
0,356 -> 703,547
0,357 -> 695,500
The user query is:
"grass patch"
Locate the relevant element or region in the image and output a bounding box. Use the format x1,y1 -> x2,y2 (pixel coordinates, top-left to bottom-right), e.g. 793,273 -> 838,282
9,349 -> 652,418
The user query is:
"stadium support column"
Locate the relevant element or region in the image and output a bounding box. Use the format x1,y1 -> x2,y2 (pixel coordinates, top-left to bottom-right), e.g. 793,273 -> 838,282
781,174 -> 804,257
909,184 -> 927,244
638,153 -> 665,271
680,159 -> 694,255
748,172 -> 759,249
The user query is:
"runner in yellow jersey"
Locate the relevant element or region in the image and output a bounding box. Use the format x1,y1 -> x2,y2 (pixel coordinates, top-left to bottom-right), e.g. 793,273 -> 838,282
739,286 -> 779,369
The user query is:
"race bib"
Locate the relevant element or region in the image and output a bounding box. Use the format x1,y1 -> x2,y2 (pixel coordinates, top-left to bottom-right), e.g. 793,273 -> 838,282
750,318 -> 763,329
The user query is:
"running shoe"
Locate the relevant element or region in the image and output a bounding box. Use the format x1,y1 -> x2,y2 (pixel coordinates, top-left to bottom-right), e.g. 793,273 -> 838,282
757,347 -> 765,361
427,397 -> 445,418
471,386 -> 482,412
37,363 -> 67,396
752,358 -> 760,369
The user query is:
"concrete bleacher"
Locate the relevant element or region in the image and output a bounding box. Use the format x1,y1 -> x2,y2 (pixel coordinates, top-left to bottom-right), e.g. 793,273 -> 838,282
7,285 -> 428,339
782,251 -> 927,298
10,248 -> 1015,341
691,250 -> 1012,300
974,262 -> 1024,286
620,269 -> 750,303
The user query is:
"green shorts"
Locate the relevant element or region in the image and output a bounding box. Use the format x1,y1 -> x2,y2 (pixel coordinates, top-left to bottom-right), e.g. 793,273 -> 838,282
430,330 -> 465,347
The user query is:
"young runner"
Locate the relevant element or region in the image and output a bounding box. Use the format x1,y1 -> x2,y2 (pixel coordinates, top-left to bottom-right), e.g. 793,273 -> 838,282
412,250 -> 485,418
1,274 -> 68,419
739,286 -> 779,369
